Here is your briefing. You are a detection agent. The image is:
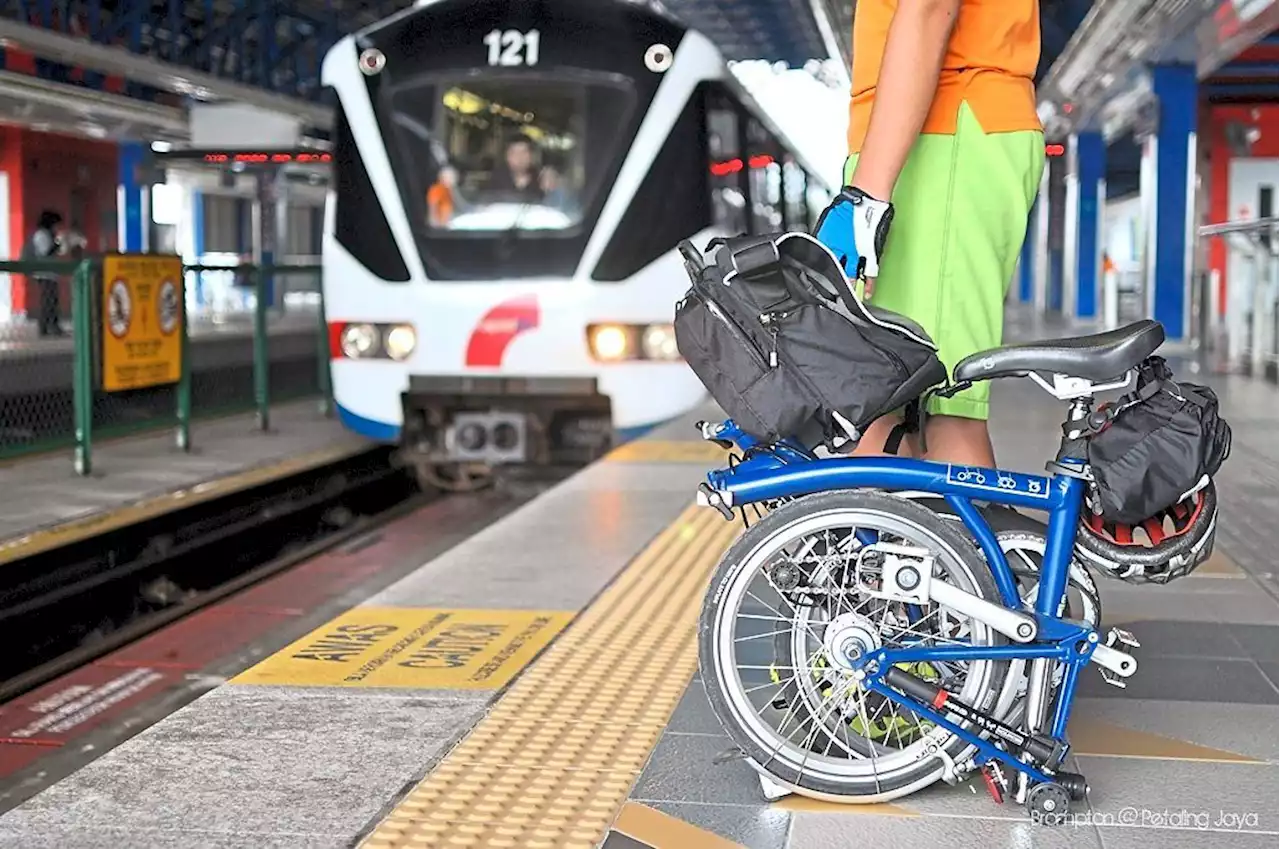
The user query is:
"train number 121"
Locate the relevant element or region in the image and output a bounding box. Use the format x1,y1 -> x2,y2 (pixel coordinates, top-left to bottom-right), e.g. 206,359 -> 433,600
485,29 -> 540,66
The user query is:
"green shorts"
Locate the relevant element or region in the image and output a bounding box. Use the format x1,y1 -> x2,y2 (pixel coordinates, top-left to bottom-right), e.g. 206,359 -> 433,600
844,102 -> 1044,420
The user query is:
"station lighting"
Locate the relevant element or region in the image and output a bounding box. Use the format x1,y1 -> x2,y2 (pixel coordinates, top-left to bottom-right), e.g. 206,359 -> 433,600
586,323 -> 681,362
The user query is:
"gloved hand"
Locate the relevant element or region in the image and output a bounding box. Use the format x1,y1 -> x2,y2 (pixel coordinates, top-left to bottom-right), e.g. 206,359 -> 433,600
813,186 -> 894,295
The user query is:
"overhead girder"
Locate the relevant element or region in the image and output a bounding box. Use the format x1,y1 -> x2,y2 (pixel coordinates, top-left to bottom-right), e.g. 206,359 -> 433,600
1039,0 -> 1277,137
0,0 -> 390,101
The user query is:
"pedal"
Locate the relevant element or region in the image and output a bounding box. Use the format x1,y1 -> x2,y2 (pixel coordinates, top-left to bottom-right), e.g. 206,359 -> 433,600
1099,667 -> 1128,689
1107,627 -> 1140,649
981,762 -> 1008,804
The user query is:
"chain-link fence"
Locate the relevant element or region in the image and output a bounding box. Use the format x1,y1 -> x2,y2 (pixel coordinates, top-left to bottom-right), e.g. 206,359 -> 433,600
0,257 -> 332,472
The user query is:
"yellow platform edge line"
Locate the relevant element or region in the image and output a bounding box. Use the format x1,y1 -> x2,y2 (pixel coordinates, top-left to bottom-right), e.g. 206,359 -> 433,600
0,440 -> 370,566
610,801 -> 746,848
360,503 -> 741,849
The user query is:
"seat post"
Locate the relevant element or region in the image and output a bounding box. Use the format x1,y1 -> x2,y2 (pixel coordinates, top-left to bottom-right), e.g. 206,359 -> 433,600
1055,396 -> 1094,465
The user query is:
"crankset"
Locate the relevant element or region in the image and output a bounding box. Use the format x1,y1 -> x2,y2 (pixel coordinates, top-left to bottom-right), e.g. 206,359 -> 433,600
879,665 -> 1089,807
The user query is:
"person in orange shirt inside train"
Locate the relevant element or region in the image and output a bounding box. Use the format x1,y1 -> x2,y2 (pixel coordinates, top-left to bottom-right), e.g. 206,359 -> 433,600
427,165 -> 459,227
825,0 -> 1046,467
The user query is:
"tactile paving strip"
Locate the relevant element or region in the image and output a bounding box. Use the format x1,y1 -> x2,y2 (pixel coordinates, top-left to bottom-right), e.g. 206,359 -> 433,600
361,503 -> 740,849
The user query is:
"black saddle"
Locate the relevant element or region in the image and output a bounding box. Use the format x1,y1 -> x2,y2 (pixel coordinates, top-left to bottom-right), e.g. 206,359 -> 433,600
953,320 -> 1165,385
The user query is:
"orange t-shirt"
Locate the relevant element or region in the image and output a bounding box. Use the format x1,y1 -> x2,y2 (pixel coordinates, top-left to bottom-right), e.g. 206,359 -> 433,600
427,182 -> 454,225
848,0 -> 1042,154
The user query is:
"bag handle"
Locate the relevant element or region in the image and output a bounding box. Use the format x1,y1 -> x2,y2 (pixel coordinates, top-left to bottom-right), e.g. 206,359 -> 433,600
677,239 -> 706,279
705,234 -> 783,281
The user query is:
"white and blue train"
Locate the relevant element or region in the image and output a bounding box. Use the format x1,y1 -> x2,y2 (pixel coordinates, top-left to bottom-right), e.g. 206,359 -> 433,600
320,0 -> 830,480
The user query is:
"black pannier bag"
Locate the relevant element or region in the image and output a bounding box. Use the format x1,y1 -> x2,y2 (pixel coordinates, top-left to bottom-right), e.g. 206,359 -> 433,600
673,232 -> 946,449
1087,356 -> 1232,524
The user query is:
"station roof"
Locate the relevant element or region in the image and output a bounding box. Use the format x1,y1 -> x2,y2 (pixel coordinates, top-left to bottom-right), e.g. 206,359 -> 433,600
0,0 -> 1272,150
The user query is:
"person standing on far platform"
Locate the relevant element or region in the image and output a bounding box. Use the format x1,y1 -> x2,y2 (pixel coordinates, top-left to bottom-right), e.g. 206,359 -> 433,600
817,0 -> 1045,467
23,209 -> 66,338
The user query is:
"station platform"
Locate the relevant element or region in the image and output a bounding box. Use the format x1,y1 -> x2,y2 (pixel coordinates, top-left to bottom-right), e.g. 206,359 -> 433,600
0,310 -> 326,456
0,365 -> 1274,848
0,399 -> 370,565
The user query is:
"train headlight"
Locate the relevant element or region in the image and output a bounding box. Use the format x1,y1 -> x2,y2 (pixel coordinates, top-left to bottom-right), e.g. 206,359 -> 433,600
340,323 -> 379,359
588,323 -> 634,361
384,324 -> 417,361
587,323 -> 683,362
641,323 -> 679,360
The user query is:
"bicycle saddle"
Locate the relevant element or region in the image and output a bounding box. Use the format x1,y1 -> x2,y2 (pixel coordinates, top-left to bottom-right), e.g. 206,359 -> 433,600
953,320 -> 1165,384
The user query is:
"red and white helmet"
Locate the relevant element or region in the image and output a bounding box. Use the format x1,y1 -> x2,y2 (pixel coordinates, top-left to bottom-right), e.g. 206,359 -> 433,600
1074,478 -> 1218,584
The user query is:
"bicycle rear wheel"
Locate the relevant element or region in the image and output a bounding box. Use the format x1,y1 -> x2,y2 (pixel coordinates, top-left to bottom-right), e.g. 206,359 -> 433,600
698,490 -> 1008,802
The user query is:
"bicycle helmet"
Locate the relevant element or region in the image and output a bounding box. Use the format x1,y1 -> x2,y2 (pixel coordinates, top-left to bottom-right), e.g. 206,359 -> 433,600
1074,478 -> 1218,584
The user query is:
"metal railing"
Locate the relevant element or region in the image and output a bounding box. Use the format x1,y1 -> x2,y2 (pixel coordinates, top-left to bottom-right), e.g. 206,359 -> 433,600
0,257 -> 332,473
1197,217 -> 1279,379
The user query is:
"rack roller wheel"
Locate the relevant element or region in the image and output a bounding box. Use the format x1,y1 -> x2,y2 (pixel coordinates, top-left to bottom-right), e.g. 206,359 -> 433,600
1026,781 -> 1073,826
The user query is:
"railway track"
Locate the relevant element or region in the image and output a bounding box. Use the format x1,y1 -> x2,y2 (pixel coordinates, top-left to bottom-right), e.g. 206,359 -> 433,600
0,447 -> 422,702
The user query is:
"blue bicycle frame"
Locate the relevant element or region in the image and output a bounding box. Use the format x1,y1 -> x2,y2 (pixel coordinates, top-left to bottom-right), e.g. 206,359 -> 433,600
700,419 -> 1100,784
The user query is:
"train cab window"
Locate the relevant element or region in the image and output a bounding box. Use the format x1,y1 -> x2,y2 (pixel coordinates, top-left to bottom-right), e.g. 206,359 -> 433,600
386,76 -> 632,237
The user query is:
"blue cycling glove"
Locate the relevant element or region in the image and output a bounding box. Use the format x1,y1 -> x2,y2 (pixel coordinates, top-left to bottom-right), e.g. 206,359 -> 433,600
813,186 -> 895,283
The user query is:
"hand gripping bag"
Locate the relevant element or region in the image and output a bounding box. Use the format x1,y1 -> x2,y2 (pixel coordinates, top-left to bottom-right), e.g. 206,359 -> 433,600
673,232 -> 946,449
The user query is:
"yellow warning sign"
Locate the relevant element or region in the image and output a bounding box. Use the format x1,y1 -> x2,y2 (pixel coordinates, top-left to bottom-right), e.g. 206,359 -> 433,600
233,607 -> 573,689
101,253 -> 184,392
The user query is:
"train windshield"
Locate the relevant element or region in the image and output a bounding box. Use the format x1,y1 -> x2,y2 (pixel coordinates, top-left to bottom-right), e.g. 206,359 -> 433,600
386,75 -> 634,237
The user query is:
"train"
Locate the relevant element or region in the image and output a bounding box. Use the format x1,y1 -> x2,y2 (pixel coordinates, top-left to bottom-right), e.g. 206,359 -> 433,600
319,0 -> 832,484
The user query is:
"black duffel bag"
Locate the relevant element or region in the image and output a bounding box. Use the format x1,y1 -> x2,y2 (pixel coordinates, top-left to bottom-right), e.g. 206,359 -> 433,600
1087,356 -> 1232,524
673,232 -> 946,450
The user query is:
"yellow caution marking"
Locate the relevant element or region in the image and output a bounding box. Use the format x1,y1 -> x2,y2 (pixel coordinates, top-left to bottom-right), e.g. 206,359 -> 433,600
604,802 -> 746,848
1067,717 -> 1263,764
772,796 -> 918,817
233,608 -> 573,690
360,504 -> 740,849
0,441 -> 368,566
1192,550 -> 1245,578
606,440 -> 728,464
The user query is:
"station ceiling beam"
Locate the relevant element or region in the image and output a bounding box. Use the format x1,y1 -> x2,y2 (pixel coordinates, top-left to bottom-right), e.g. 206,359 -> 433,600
1038,0 -> 1278,138
0,14 -> 332,128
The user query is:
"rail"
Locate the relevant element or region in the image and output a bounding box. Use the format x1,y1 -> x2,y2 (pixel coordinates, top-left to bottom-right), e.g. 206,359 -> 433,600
0,258 -> 332,473
1197,217 -> 1279,379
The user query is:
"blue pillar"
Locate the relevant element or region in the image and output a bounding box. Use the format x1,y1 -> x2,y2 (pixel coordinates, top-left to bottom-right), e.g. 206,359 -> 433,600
1145,64 -> 1197,340
1019,207 -> 1035,303
1072,132 -> 1105,320
118,142 -> 145,252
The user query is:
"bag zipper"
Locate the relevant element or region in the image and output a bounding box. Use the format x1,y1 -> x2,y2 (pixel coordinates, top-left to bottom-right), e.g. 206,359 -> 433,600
705,297 -> 769,371
759,310 -> 793,367
757,309 -> 832,429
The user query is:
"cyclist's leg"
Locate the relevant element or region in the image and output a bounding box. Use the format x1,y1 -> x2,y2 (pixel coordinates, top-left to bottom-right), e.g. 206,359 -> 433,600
848,102 -> 1043,466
